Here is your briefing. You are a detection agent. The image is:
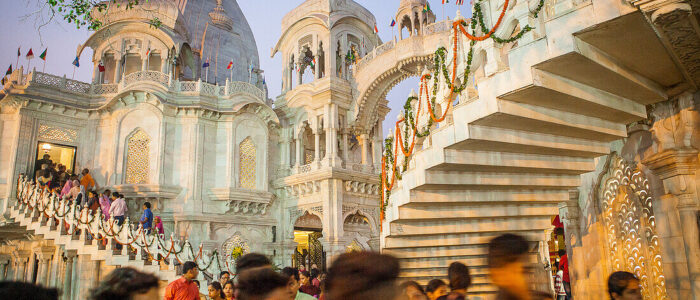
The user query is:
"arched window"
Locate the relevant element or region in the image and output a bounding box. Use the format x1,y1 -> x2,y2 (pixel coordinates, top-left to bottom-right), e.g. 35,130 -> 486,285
125,129 -> 150,184
239,137 -> 256,189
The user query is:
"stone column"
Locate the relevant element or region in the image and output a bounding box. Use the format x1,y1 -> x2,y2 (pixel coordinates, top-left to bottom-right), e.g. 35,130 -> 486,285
314,54 -> 321,79
295,136 -> 302,168
297,60 -> 303,86
113,55 -> 122,83
314,128 -> 321,163
161,57 -> 169,73
35,246 -> 54,286
12,250 -> 29,282
0,255 -> 10,280
342,131 -> 349,166
359,133 -> 370,168
288,62 -> 294,90
372,123 -> 384,170
63,250 -> 77,300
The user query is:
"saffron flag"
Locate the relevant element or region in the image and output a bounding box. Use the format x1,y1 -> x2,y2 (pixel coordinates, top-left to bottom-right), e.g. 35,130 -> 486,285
423,3 -> 431,12
202,58 -> 210,68
390,19 -> 396,27
145,48 -> 151,56
72,56 -> 80,67
5,65 -> 12,76
39,48 -> 47,61
374,24 -> 379,33
310,58 -> 315,68
227,60 -> 233,70
98,62 -> 105,72
26,48 -> 34,60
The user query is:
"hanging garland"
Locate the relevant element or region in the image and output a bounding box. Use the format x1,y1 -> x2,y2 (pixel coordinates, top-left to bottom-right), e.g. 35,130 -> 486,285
379,0 -> 545,227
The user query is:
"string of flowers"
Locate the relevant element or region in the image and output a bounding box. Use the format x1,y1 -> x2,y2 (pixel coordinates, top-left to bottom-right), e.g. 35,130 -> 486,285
379,0 -> 545,227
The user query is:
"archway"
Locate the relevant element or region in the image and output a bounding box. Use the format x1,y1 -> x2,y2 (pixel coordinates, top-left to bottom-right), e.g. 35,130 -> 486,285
343,211 -> 373,251
293,211 -> 325,271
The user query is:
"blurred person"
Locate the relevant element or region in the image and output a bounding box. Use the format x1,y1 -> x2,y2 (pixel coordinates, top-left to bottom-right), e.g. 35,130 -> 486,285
489,233 -> 550,300
281,267 -> 315,300
35,154 -> 52,173
37,168 -> 52,188
66,179 -> 81,202
0,281 -> 59,300
80,168 -> 98,190
164,261 -> 199,300
220,271 -> 231,287
558,250 -> 570,300
60,177 -> 74,198
99,189 -> 112,219
426,279 -> 448,300
448,262 -> 471,296
607,271 -> 642,300
154,216 -> 165,235
310,268 -> 321,288
139,201 -> 153,234
109,192 -> 127,225
209,282 -> 226,300
86,190 -> 100,212
299,270 -> 321,297
223,281 -> 236,300
237,267 -> 290,300
554,262 -> 566,300
325,252 -> 400,300
88,267 -> 159,300
400,281 -> 427,300
236,253 -> 272,273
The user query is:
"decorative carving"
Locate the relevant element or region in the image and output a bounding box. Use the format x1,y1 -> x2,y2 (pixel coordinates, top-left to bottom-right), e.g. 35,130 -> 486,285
600,155 -> 669,300
125,129 -> 150,184
343,180 -> 379,196
283,180 -> 321,197
239,137 -> 256,189
651,4 -> 700,87
38,124 -> 78,143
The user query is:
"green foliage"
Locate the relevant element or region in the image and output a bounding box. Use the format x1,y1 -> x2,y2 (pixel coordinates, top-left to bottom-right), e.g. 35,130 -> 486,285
45,0 -> 159,30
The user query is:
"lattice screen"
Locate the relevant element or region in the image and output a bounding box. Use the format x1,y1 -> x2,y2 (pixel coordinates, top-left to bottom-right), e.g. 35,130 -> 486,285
239,137 -> 256,189
125,129 -> 150,184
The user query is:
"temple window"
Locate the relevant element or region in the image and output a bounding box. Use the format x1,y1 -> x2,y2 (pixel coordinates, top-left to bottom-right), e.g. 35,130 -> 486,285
239,137 -> 256,189
125,129 -> 150,184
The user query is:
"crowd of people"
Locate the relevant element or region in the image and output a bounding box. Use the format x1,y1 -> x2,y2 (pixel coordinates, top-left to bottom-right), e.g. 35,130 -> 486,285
32,155 -> 166,237
0,233 -> 643,300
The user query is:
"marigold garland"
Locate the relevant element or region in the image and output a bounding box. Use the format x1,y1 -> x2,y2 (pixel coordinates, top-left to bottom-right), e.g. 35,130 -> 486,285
379,0 -> 545,228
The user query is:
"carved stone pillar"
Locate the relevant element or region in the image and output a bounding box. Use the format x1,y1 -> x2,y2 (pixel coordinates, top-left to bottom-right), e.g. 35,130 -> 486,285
297,61 -> 303,86
295,136 -> 302,169
34,246 -> 54,286
63,250 -> 77,300
314,129 -> 321,163
12,250 -> 29,282
359,133 -> 370,168
113,55 -> 122,84
314,54 -> 321,79
342,131 -> 349,166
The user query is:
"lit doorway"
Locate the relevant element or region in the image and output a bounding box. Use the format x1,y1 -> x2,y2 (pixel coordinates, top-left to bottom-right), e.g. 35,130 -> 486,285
35,142 -> 77,174
292,212 -> 325,271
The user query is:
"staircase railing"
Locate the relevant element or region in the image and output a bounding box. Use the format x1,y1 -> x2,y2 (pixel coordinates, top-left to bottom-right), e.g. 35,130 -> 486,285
13,175 -> 234,276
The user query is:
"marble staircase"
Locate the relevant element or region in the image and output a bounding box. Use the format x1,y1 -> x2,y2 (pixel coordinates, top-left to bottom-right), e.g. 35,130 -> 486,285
379,3 -> 676,298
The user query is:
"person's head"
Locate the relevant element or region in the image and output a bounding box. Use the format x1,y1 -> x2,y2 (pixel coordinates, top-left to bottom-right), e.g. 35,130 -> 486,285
400,281 -> 427,300
88,190 -> 97,198
72,179 -> 80,186
220,271 -> 231,284
326,252 -> 400,300
299,270 -> 311,286
0,281 -> 58,300
42,169 -> 51,178
236,253 -> 272,274
154,216 -> 162,224
281,267 -> 301,295
426,279 -> 448,300
488,234 -> 530,296
182,261 -> 199,280
223,281 -> 235,298
143,202 -> 151,210
111,192 -> 119,200
41,163 -> 48,170
310,268 -> 320,280
103,189 -> 111,197
209,282 -> 226,300
59,165 -> 66,171
608,271 -> 641,300
448,262 -> 471,294
88,267 -> 159,300
558,249 -> 566,257
43,154 -> 50,160
82,168 -> 89,175
237,267 -> 290,300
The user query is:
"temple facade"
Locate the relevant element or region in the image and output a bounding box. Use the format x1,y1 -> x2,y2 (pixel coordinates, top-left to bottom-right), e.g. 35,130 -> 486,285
0,0 -> 698,299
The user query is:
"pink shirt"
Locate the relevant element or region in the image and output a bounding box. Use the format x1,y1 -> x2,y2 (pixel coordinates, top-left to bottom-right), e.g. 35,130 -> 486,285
108,197 -> 127,217
99,195 -> 111,218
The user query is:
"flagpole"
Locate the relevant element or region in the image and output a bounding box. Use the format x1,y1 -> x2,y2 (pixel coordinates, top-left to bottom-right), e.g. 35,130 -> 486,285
443,3 -> 446,21
72,66 -> 76,80
42,60 -> 46,73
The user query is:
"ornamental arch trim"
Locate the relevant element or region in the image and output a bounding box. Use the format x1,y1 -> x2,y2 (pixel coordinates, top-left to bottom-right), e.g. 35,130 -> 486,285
598,154 -> 668,300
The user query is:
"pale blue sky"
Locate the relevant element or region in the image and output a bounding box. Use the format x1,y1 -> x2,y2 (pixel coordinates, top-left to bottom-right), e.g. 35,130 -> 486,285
0,0 -> 470,132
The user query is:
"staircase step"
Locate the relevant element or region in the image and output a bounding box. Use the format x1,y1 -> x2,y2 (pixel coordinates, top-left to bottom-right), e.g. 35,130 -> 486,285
397,202 -> 559,220
384,244 -> 490,259
399,252 -> 538,270
389,216 -> 553,236
427,149 -> 595,175
417,170 -> 581,190
384,230 -> 544,249
473,100 -> 628,142
451,125 -> 610,158
408,189 -> 569,204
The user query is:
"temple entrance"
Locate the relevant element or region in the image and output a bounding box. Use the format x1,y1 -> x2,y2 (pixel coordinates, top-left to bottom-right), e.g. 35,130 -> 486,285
35,142 -> 76,174
292,212 -> 326,271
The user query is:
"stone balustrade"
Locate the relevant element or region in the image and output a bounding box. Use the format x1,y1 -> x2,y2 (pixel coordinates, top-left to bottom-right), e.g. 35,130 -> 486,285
11,175 -> 233,278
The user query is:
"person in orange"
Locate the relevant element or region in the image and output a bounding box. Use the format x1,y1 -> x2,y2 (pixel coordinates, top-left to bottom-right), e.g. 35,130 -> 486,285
165,261 -> 200,300
80,168 -> 98,190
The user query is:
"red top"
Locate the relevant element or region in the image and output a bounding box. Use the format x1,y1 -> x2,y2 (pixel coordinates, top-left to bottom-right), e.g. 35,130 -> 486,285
164,277 -> 200,300
560,254 -> 570,282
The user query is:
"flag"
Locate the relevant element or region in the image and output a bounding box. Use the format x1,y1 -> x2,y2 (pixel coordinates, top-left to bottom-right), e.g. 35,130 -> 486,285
310,58 -> 315,68
443,0 -> 450,3
202,58 -> 210,68
374,24 -> 379,33
72,56 -> 80,67
98,61 -> 105,72
227,60 -> 233,70
390,19 -> 396,27
145,48 -> 150,56
423,3 -> 431,12
26,48 -> 34,60
5,65 -> 12,76
456,0 -> 464,4
39,48 -> 47,61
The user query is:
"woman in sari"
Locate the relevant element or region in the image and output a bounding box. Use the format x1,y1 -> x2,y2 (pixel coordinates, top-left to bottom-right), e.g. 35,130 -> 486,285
60,179 -> 73,198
